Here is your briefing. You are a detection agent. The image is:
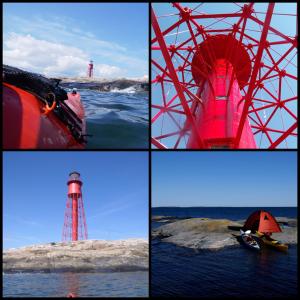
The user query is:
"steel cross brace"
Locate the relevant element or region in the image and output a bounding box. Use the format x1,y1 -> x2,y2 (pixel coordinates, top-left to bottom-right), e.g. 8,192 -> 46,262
268,122 -> 297,149
234,3 -> 275,148
151,6 -> 204,148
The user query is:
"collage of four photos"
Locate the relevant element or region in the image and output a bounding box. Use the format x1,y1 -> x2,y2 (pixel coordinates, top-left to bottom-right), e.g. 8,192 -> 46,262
3,2 -> 298,298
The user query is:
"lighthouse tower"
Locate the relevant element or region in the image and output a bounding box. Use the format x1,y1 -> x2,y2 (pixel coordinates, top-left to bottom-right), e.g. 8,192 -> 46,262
62,172 -> 88,241
187,34 -> 256,149
151,3 -> 297,149
87,60 -> 94,78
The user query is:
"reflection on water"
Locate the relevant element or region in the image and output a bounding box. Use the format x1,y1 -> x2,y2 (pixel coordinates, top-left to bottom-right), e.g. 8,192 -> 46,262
3,272 -> 148,297
62,273 -> 80,297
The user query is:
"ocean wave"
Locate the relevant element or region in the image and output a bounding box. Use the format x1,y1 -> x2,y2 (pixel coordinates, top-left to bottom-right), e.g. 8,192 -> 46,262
110,86 -> 137,94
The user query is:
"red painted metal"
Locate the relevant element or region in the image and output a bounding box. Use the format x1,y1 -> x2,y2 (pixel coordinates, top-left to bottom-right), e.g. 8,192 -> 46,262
72,195 -> 78,241
151,3 -> 298,148
152,7 -> 204,147
62,172 -> 88,242
3,83 -> 85,149
234,3 -> 274,148
187,56 -> 256,148
87,60 -> 94,78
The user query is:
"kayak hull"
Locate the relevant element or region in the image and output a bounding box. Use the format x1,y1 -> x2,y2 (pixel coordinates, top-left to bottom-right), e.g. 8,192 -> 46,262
3,83 -> 85,149
256,231 -> 288,252
240,230 -> 260,251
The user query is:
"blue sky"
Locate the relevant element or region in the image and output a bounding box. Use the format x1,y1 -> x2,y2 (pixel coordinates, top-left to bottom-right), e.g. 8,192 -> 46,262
152,3 -> 297,148
152,152 -> 297,207
3,152 -> 148,249
3,3 -> 148,78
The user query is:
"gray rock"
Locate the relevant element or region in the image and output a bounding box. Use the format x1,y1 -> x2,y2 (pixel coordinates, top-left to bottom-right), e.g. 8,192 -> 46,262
60,79 -> 148,92
152,218 -> 297,250
3,239 -> 148,273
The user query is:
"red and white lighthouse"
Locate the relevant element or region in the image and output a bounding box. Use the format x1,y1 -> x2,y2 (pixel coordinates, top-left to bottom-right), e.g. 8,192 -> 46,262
187,34 -> 256,149
62,172 -> 88,241
151,3 -> 298,149
87,60 -> 94,78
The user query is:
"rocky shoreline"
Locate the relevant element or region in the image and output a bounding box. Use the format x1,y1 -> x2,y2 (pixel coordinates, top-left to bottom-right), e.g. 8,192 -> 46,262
152,217 -> 297,250
3,239 -> 148,273
60,78 -> 148,92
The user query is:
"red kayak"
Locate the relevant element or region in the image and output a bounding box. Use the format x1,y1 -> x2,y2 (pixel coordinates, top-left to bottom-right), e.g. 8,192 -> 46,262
3,83 -> 86,149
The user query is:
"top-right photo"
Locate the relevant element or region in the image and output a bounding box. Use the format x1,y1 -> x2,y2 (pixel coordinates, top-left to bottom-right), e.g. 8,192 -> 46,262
151,3 -> 297,149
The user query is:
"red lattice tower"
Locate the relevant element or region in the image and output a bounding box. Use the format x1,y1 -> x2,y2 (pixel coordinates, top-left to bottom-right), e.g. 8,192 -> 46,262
152,3 -> 297,149
62,172 -> 88,241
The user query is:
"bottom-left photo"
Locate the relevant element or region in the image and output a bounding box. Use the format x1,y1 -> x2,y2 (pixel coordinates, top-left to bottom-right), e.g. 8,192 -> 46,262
3,151 -> 149,297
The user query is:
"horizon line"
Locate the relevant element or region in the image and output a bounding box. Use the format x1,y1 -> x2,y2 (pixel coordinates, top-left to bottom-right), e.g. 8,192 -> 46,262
152,206 -> 297,208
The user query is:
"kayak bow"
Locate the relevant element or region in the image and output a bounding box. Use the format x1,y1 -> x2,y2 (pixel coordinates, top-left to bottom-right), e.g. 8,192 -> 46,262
3,83 -> 86,149
240,229 -> 260,251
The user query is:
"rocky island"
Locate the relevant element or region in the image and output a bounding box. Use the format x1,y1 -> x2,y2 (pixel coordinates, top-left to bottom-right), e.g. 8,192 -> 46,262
3,239 -> 148,273
59,77 -> 149,92
152,217 -> 297,250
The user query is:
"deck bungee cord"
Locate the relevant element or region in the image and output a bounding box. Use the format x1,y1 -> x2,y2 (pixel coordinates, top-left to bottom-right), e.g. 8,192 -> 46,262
3,65 -> 87,148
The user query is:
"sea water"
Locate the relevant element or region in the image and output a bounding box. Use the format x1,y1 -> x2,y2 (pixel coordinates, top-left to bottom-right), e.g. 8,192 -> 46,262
78,89 -> 148,149
3,271 -> 148,297
151,207 -> 298,297
152,206 -> 297,220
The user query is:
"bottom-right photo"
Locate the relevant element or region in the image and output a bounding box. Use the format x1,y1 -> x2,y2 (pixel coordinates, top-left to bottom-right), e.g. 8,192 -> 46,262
151,151 -> 297,298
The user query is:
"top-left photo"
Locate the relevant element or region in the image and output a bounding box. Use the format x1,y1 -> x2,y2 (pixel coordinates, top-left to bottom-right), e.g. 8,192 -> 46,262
3,2 -> 149,149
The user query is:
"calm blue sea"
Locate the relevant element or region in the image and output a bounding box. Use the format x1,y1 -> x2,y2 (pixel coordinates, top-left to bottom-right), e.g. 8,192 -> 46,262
3,271 -> 148,297
152,206 -> 297,220
151,207 -> 298,297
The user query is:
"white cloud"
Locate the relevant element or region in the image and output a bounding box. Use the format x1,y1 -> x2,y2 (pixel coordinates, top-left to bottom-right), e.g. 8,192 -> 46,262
94,64 -> 122,77
128,74 -> 149,81
3,33 -> 124,78
4,14 -> 147,77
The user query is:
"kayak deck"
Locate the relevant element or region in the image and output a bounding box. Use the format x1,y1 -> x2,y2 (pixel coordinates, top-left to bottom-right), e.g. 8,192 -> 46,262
3,83 -> 85,149
240,230 -> 260,251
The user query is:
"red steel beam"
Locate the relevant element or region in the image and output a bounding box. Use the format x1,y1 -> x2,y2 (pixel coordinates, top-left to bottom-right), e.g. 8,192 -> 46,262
152,137 -> 167,149
234,3 -> 275,148
151,18 -> 184,44
269,122 -> 297,148
192,13 -> 243,19
152,93 -> 179,123
172,2 -> 242,20
152,104 -> 185,116
155,130 -> 182,140
152,6 -> 204,147
249,15 -> 295,44
72,195 -> 78,241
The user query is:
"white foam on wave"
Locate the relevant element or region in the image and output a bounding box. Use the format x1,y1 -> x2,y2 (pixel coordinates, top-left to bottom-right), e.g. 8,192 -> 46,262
110,86 -> 136,94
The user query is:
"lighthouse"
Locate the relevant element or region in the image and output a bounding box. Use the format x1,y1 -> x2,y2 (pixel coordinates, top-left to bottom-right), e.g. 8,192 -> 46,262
187,34 -> 256,149
62,172 -> 88,241
151,3 -> 297,149
87,60 -> 94,78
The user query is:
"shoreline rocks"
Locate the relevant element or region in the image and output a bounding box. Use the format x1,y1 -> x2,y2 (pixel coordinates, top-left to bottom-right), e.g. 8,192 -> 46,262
152,217 -> 297,250
60,78 -> 149,92
3,239 -> 148,273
